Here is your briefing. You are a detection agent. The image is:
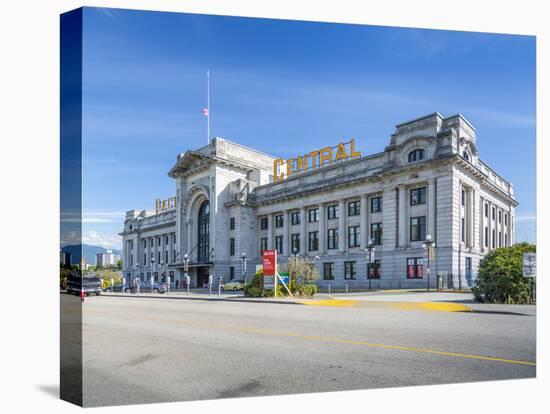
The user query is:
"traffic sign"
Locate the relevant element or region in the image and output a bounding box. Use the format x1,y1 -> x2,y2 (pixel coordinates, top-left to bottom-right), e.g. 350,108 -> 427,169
523,253 -> 536,278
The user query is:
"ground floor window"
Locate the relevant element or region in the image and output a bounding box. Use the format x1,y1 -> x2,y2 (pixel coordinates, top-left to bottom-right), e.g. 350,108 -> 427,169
260,237 -> 268,254
291,233 -> 300,254
407,257 -> 423,279
323,262 -> 335,280
344,261 -> 357,279
230,267 -> 235,280
368,259 -> 381,279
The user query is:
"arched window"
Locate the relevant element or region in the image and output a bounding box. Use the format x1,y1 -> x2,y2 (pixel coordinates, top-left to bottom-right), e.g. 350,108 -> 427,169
462,151 -> 470,161
197,200 -> 210,262
408,149 -> 425,163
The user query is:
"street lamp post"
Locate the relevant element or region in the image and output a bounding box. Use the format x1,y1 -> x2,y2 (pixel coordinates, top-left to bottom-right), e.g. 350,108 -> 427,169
160,261 -> 166,294
183,253 -> 189,292
241,253 -> 247,283
136,263 -> 140,294
422,234 -> 436,291
365,238 -> 375,290
150,257 -> 155,293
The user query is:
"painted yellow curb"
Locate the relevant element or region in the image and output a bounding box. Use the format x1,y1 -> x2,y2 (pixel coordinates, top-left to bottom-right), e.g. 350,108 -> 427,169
387,302 -> 472,312
301,299 -> 472,312
301,299 -> 360,307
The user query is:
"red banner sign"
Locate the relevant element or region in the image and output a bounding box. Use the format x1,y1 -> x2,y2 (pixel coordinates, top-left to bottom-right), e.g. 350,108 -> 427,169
262,250 -> 277,276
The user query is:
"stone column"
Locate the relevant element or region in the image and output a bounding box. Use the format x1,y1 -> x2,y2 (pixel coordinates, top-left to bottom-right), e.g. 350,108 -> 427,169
267,213 -> 274,250
360,194 -> 368,250
469,189 -> 476,249
283,210 -> 290,256
338,199 -> 346,253
487,202 -> 492,250
318,203 -> 326,255
398,186 -> 407,247
427,179 -> 436,240
300,207 -> 307,255
480,197 -> 485,252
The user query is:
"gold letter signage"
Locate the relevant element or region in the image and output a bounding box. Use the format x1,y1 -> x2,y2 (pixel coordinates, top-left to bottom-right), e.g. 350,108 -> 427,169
273,139 -> 361,182
155,196 -> 177,214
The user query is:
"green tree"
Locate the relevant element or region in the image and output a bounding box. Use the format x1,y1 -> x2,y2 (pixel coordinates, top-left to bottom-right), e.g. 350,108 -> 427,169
472,242 -> 536,304
116,259 -> 123,270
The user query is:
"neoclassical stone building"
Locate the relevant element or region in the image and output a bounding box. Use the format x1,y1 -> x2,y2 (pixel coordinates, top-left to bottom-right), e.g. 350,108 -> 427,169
120,112 -> 517,289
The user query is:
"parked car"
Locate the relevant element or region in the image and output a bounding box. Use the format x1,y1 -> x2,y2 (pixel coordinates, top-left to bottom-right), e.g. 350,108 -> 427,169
124,281 -> 167,294
66,275 -> 102,296
221,280 -> 245,291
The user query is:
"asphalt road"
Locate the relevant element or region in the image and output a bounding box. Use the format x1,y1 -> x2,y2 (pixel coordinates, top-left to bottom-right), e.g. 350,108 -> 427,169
79,294 -> 536,407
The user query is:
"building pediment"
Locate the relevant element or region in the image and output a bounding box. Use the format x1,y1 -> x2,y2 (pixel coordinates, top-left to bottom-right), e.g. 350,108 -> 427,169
168,151 -> 213,178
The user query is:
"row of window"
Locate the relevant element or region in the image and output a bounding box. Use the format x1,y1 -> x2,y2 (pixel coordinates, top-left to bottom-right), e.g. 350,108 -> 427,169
484,227 -> 509,249
259,223 -> 384,255
258,187 -> 429,231
142,233 -> 176,249
322,257 -> 425,280
257,214 -> 429,255
141,249 -> 177,266
483,203 -> 509,225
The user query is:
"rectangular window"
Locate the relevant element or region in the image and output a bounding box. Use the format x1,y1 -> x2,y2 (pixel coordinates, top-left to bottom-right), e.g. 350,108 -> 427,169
144,253 -> 147,264
291,233 -> 300,254
492,229 -> 496,248
484,227 -> 489,247
498,231 -> 502,248
157,252 -> 161,264
143,239 -> 147,249
323,262 -> 335,280
368,259 -> 381,279
291,211 -> 301,225
410,187 -> 427,205
173,233 -> 176,243
371,223 -> 382,245
504,213 -> 508,226
260,217 -> 268,230
505,233 -> 508,247
407,257 -> 424,279
461,217 -> 465,243
410,216 -> 426,242
275,235 -> 283,254
344,261 -> 356,280
498,210 -> 502,224
484,204 -> 488,218
308,231 -> 319,251
230,238 -> 235,256
492,207 -> 496,220
229,267 -> 235,280
348,200 -> 360,216
229,217 -> 235,230
327,228 -> 338,249
371,196 -> 382,213
309,208 -> 319,222
461,190 -> 466,206
165,250 -> 168,264
165,235 -> 169,245
275,215 -> 284,228
348,225 -> 360,248
173,250 -> 176,263
158,237 -> 161,246
327,204 -> 339,220
260,237 -> 268,253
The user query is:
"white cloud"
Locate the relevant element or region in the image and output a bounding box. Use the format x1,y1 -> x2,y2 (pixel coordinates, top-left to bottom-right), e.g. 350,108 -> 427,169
82,231 -> 122,249
515,212 -> 536,222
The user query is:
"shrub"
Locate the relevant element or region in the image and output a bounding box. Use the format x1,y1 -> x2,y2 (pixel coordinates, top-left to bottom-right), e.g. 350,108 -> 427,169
296,284 -> 317,297
472,242 -> 536,304
244,269 -> 264,296
244,286 -> 263,297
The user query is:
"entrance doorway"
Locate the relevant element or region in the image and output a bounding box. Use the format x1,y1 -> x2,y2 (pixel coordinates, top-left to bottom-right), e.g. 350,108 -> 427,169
197,266 -> 210,288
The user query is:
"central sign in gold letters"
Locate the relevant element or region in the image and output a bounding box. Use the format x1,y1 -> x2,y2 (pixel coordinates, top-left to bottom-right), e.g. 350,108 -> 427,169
273,139 -> 361,182
155,197 -> 176,214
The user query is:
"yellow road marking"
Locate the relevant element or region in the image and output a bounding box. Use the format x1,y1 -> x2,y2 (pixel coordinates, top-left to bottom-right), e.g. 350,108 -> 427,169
300,299 -> 472,312
85,308 -> 535,367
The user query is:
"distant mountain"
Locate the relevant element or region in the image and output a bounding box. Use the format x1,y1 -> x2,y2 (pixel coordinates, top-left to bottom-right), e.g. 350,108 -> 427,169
61,244 -> 121,266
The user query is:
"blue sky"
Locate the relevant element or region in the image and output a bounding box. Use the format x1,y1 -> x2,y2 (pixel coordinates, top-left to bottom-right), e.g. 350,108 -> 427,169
79,7 -> 536,249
